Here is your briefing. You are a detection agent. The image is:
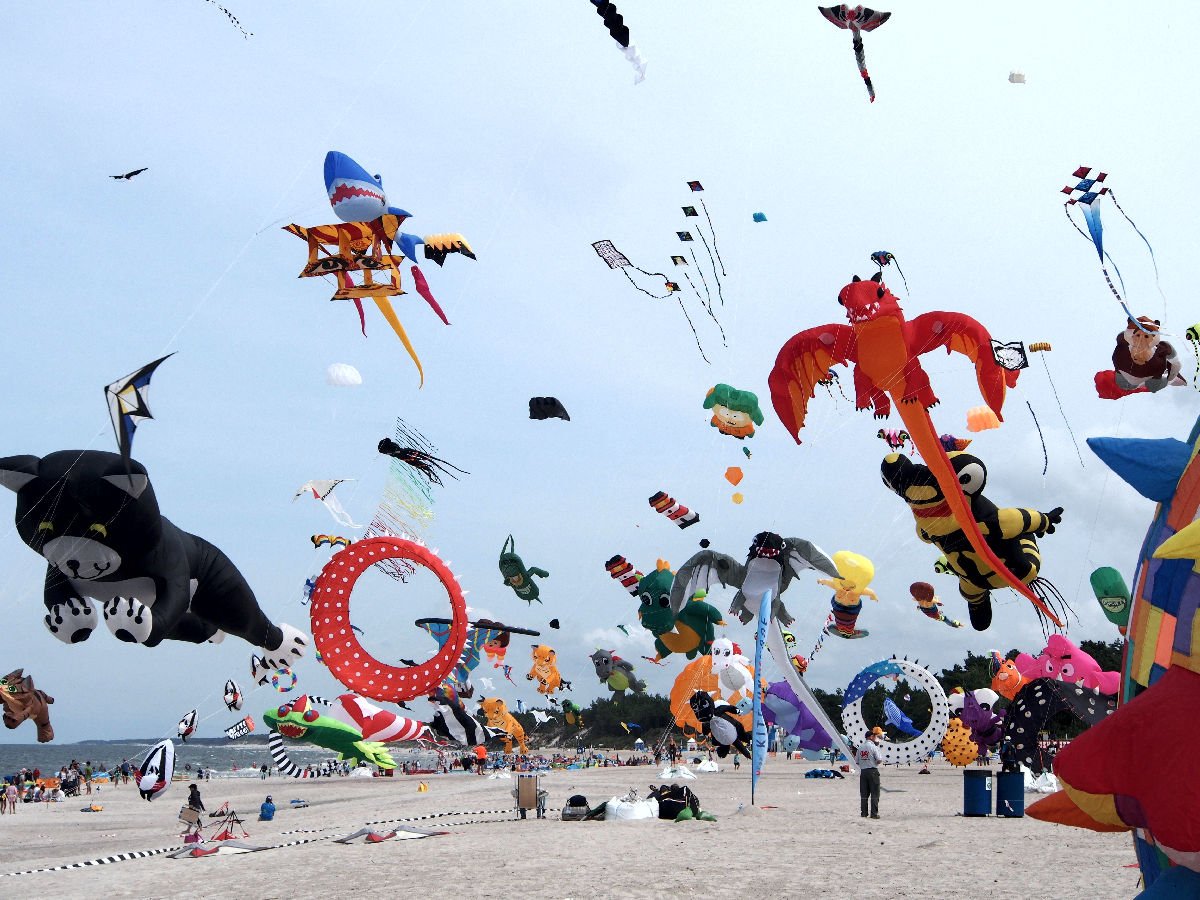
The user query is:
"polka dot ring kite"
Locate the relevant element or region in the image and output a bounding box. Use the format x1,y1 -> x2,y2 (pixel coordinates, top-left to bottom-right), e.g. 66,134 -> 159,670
309,536 -> 468,704
841,657 -> 950,765
271,668 -> 298,692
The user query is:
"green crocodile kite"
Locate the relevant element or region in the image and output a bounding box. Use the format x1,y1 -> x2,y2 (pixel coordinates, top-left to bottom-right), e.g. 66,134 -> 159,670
635,561 -> 725,661
264,695 -> 397,769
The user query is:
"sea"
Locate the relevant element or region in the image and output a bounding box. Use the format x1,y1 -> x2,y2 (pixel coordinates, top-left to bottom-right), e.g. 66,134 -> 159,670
0,737 -> 442,780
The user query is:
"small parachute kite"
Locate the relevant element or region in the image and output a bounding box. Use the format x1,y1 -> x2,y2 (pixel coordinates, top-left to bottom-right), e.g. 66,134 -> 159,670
137,739 -> 175,801
223,679 -> 244,712
325,363 -> 362,387
588,0 -> 646,83
818,5 -> 892,102
177,709 -> 198,742
529,397 -> 571,421
104,353 -> 174,471
293,479 -> 361,528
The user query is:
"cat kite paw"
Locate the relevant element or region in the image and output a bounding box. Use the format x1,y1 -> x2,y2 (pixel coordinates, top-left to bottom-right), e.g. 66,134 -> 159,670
44,598 -> 98,644
103,597 -> 154,644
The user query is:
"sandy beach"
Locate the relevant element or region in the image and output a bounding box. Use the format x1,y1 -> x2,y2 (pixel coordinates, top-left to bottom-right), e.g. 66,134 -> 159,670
0,758 -> 1139,899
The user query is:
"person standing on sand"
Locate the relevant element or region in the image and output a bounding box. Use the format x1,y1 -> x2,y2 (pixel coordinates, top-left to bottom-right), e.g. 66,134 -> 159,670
856,726 -> 884,819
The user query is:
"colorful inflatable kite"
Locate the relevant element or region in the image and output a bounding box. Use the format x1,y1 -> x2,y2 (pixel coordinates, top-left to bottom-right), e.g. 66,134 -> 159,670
527,644 -> 569,696
0,450 -> 308,663
670,532 -> 839,627
648,490 -> 700,529
818,5 -> 891,102
762,680 -> 832,751
768,274 -> 1061,628
1027,417 -> 1200,888
880,450 -> 1066,631
631,561 -> 725,661
1013,635 -> 1120,696
818,550 -> 878,639
842,658 -> 950,766
285,152 -> 474,387
309,537 -> 466,703
418,617 -> 538,699
1090,566 -> 1132,632
0,668 -> 54,743
589,650 -> 646,696
499,535 -> 548,604
703,384 -> 764,439
1002,679 -> 1114,773
1095,316 -> 1185,399
709,638 -> 755,705
264,694 -> 432,769
479,697 -> 528,755
909,581 -> 963,628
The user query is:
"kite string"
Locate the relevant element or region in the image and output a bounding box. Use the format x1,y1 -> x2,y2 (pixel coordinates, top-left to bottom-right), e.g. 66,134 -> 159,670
699,199 -> 727,277
1026,400 -> 1048,477
1107,190 -> 1166,312
1039,355 -> 1085,467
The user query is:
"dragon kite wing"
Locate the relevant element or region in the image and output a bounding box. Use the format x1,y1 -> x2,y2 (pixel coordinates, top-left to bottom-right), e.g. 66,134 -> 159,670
104,353 -> 175,470
768,324 -> 857,443
670,550 -> 746,614
906,311 -> 1019,418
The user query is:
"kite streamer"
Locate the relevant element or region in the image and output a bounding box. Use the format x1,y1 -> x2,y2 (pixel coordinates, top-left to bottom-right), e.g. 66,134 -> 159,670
204,0 -> 252,38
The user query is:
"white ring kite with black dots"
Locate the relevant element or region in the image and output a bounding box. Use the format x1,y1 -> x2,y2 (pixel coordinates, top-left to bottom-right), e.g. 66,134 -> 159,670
841,657 -> 950,765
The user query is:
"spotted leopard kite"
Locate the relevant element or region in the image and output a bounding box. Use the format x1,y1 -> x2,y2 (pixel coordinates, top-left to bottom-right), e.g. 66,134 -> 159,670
818,5 -> 891,103
767,272 -> 1063,627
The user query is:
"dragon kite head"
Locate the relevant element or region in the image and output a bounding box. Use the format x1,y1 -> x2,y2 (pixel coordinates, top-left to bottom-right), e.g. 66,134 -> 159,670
838,272 -> 902,324
635,562 -> 676,636
747,531 -> 786,563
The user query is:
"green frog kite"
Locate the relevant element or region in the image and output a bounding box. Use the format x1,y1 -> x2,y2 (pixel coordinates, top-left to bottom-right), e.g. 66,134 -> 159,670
499,535 -> 548,604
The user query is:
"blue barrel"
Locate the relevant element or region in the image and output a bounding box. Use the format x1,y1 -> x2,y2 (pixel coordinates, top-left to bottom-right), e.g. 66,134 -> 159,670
996,771 -> 1024,817
963,769 -> 993,817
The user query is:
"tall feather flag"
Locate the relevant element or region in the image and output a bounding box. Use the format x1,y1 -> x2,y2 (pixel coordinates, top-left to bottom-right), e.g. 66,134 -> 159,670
750,589 -> 771,805
104,353 -> 175,471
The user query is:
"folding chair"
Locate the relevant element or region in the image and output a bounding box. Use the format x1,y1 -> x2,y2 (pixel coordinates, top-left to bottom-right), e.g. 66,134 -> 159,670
515,774 -> 545,820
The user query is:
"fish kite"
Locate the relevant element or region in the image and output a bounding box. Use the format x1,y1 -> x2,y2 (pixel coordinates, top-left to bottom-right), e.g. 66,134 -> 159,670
104,354 -> 174,471
818,5 -> 891,102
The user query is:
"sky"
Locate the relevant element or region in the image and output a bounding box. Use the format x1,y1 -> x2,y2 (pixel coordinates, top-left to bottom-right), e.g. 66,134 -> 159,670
0,1 -> 1197,744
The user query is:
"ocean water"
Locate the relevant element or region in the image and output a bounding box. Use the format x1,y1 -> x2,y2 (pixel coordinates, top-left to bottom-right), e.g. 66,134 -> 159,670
0,738 -> 440,781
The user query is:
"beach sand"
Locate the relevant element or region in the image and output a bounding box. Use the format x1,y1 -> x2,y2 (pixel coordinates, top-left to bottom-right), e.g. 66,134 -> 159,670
0,758 -> 1139,899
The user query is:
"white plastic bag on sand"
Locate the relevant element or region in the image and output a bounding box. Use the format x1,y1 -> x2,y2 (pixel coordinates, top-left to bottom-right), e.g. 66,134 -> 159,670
605,797 -> 659,820
659,765 -> 696,780
696,760 -> 719,773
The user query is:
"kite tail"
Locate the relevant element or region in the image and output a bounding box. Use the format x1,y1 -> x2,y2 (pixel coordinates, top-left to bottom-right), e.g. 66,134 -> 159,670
410,266 -> 451,325
352,298 -> 367,336
1065,204 -> 1152,334
1030,578 -> 1074,638
675,296 -> 710,364
1107,190 -> 1166,306
700,296 -> 728,347
700,199 -> 726,276
623,267 -> 674,300
695,226 -> 726,307
851,32 -> 876,102
690,250 -> 713,309
891,259 -> 911,295
1026,401 -> 1048,476
372,296 -> 425,388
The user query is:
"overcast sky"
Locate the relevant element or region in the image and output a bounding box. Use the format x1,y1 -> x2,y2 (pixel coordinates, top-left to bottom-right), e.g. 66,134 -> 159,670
1,2 -> 1196,743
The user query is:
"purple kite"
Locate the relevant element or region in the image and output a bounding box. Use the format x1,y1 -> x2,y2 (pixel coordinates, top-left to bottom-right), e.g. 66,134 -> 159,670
762,680 -> 832,751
